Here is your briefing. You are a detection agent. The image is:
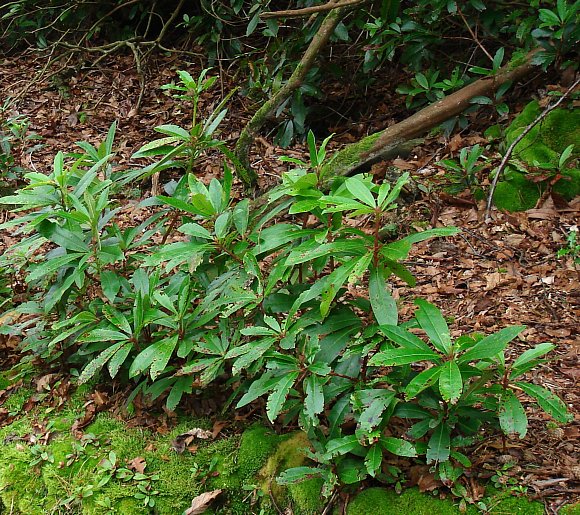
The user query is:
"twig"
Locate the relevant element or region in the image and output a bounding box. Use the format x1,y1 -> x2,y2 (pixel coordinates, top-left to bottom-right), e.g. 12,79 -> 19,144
261,0 -> 367,19
485,76 -> 580,221
321,491 -> 338,515
457,6 -> 493,62
126,41 -> 145,111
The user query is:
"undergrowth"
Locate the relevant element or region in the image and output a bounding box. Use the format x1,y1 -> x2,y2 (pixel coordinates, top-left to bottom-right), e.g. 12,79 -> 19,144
0,70 -> 572,512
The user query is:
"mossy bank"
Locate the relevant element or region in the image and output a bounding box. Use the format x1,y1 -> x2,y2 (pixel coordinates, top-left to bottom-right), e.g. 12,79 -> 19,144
0,378 -> 555,514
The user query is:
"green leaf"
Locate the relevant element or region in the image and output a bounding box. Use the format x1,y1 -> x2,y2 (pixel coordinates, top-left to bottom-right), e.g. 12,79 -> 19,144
304,375 -> 325,420
179,222 -> 213,240
100,270 -> 121,302
358,394 -> 394,434
324,434 -> 360,458
345,176 -> 376,207
214,211 -> 231,240
78,328 -> 129,343
276,467 -> 322,485
369,267 -> 397,326
107,342 -> 132,379
166,376 -> 193,411
233,199 -> 250,236
426,424 -> 450,464
26,253 -> 82,283
365,445 -> 383,477
132,137 -> 181,158
236,373 -> 278,408
369,347 -> 439,367
438,360 -> 463,404
102,304 -> 132,335
129,338 -> 177,379
154,124 -> 190,139
285,239 -> 366,266
78,342 -> 125,384
379,325 -> 436,353
510,343 -> 555,378
230,339 -> 273,375
414,299 -> 451,354
499,390 -> 528,438
320,260 -> 359,317
459,326 -> 525,363
516,382 -> 572,424
266,372 -> 299,422
149,335 -> 179,381
404,367 -> 441,400
402,227 -> 459,244
37,220 -> 89,253
380,437 -> 417,457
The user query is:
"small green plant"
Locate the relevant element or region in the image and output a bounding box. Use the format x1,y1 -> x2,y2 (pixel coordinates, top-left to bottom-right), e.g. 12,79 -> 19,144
438,144 -> 487,196
531,0 -> 580,69
0,101 -> 42,182
557,226 -> 579,264
396,67 -> 465,109
119,69 -> 238,186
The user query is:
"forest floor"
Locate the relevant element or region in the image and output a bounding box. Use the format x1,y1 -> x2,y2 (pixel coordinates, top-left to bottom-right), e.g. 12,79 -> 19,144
0,51 -> 579,513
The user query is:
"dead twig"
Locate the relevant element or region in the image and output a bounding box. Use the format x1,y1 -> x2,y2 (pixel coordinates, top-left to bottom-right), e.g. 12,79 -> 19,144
457,6 -> 493,62
485,76 -> 580,221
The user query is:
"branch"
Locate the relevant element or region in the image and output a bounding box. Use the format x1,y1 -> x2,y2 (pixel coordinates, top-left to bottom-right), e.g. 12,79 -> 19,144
261,0 -> 367,19
235,5 -> 352,186
485,76 -> 580,220
362,49 -> 542,161
316,49 -> 543,181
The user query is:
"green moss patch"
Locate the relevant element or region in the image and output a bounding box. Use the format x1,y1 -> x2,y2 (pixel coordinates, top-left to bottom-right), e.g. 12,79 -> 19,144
494,101 -> 580,211
345,487 -> 544,515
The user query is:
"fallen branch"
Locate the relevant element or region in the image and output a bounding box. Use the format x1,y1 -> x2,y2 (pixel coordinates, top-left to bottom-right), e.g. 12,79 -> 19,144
485,76 -> 580,220
316,49 -> 542,181
261,0 -> 367,19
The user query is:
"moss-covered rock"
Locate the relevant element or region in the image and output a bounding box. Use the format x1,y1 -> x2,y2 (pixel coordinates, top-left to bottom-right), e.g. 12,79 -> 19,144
494,101 -> 580,211
506,101 -> 579,165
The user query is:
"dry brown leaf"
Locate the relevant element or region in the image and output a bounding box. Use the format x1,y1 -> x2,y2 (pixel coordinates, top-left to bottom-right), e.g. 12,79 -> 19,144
184,489 -> 222,515
171,428 -> 213,454
127,456 -> 147,474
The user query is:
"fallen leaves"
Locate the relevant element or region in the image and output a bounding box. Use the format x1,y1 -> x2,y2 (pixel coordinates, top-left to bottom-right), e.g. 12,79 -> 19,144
171,428 -> 213,454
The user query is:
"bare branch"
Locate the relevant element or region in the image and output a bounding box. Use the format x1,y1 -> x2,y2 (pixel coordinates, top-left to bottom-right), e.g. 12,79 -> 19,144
261,0 -> 367,19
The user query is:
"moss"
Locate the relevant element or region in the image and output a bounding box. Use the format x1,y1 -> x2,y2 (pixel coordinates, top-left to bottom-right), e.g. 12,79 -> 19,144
506,101 -> 580,163
561,502 -> 580,515
288,476 -> 325,515
345,487 -> 545,515
255,431 -> 324,514
495,101 -> 580,210
0,372 -> 12,390
493,171 -> 541,211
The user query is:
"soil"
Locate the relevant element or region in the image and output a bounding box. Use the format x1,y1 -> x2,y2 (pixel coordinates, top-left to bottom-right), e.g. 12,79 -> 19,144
0,50 -> 578,514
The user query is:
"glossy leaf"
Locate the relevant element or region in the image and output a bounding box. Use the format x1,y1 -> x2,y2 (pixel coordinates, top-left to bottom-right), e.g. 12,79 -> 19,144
499,390 -> 528,438
516,382 -> 572,424
438,360 -> 462,404
369,267 -> 397,326
459,325 -> 525,363
414,299 -> 452,355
